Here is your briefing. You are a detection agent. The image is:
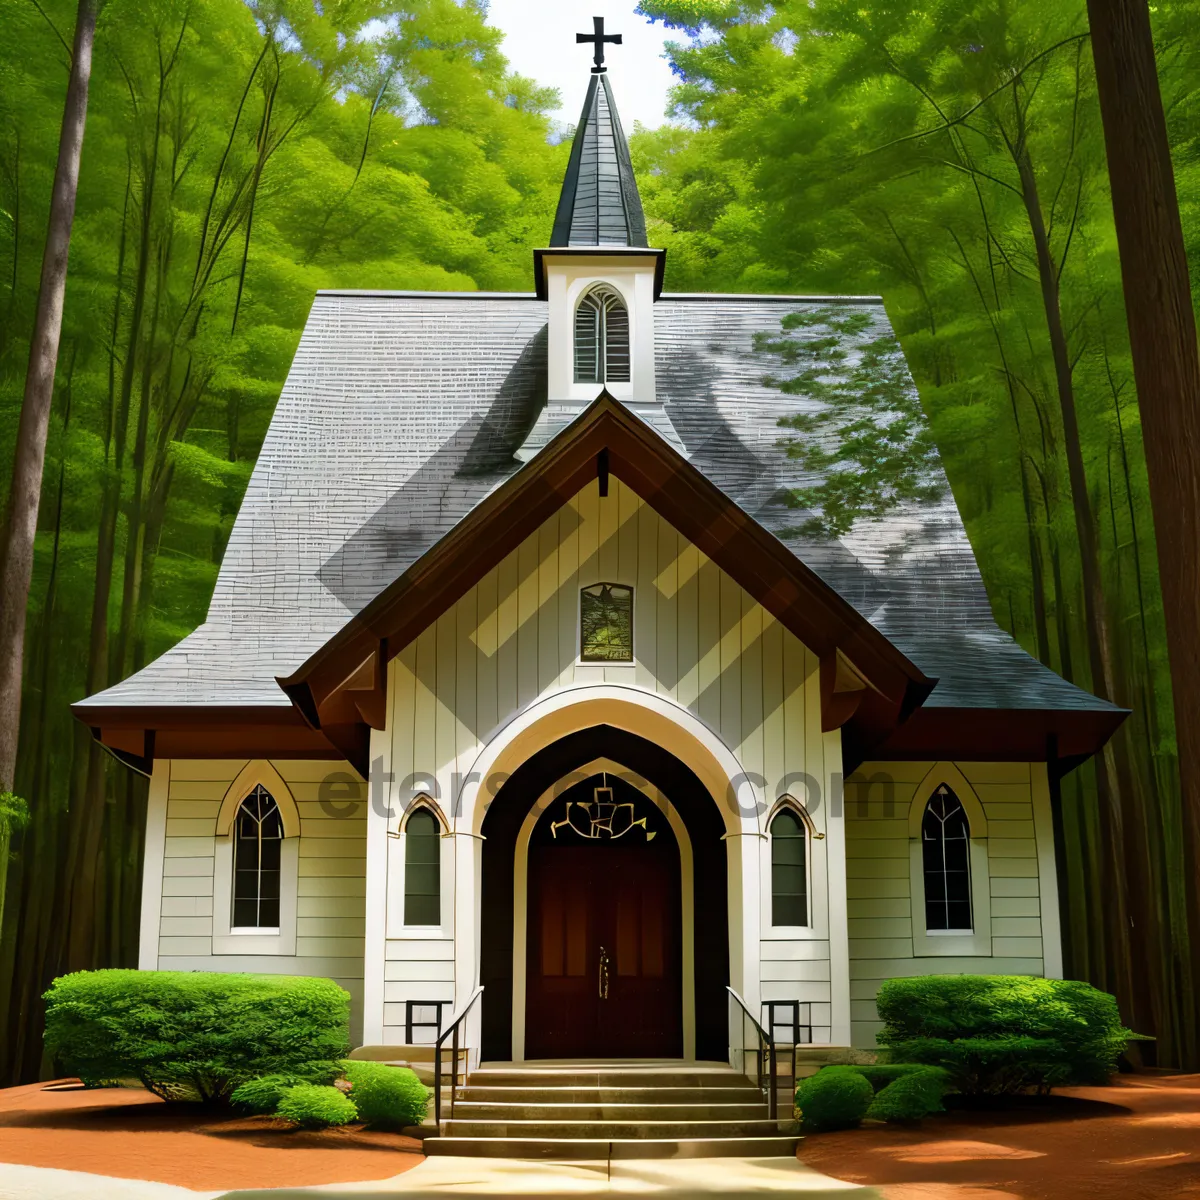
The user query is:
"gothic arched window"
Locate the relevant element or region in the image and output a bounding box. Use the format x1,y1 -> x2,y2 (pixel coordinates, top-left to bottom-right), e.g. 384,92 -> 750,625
233,784 -> 284,929
574,284 -> 631,385
922,785 -> 973,931
770,808 -> 809,926
404,808 -> 442,926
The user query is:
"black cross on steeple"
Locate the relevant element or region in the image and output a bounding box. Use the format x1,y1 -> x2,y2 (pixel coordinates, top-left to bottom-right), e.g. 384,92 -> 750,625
577,16 -> 622,74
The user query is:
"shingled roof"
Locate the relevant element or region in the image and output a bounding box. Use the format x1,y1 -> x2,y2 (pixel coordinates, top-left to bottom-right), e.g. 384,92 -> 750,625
550,73 -> 648,248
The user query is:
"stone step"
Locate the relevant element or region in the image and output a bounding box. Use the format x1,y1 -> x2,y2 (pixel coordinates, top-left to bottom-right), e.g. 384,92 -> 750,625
458,1085 -> 765,1104
466,1069 -> 750,1089
424,1135 -> 803,1160
450,1101 -> 770,1121
442,1118 -> 798,1139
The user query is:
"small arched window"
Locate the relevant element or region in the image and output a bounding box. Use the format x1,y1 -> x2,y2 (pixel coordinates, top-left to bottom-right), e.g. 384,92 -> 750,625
580,582 -> 633,662
233,784 -> 284,929
770,808 -> 808,926
404,808 -> 441,926
574,284 -> 631,385
922,785 -> 972,931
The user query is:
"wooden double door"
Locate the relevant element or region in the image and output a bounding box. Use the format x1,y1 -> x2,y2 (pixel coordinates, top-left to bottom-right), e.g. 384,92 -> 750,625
525,835 -> 682,1059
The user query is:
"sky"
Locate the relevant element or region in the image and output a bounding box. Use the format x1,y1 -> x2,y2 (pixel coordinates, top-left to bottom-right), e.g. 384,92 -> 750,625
484,1 -> 679,131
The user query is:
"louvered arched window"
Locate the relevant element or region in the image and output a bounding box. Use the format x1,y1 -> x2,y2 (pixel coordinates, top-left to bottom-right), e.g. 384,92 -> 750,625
922,785 -> 972,931
574,284 -> 630,385
770,808 -> 809,926
233,784 -> 284,929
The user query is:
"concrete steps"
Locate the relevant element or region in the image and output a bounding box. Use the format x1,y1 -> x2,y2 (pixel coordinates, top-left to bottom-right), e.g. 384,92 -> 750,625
425,1062 -> 802,1160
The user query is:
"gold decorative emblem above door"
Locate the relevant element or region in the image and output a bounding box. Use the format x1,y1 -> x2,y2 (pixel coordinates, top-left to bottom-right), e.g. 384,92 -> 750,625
550,775 -> 657,841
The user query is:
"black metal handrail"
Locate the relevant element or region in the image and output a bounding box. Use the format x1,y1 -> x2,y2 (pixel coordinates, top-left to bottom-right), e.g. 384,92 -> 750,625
432,985 -> 483,1127
727,986 -> 777,1119
763,999 -> 812,1101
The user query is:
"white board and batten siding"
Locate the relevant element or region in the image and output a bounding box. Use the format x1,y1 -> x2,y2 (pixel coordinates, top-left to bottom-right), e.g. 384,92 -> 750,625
844,760 -> 1062,1047
372,475 -> 845,1047
143,758 -> 368,1040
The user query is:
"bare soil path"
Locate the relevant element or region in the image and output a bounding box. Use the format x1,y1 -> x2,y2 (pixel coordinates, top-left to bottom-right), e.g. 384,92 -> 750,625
797,1072 -> 1200,1200
0,1080 -> 424,1192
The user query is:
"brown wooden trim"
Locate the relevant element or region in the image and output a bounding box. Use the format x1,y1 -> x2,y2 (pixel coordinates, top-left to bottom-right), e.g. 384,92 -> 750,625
280,393 -> 935,753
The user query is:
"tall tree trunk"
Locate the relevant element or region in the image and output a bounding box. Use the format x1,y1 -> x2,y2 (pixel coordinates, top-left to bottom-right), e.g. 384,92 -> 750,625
0,0 -> 97,792
1087,0 -> 1200,1069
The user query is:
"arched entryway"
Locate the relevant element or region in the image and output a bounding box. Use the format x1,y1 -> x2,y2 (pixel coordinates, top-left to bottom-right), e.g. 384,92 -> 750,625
479,724 -> 730,1062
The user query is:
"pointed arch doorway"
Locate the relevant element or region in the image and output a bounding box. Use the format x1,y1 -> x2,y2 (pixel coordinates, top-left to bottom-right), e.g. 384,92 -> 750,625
524,771 -> 682,1059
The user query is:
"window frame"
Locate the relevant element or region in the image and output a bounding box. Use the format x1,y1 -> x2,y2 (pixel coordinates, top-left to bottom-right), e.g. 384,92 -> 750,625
402,805 -> 443,927
577,580 -> 636,667
908,764 -> 991,957
760,796 -> 827,941
231,784 -> 285,931
387,796 -> 453,939
769,805 -> 811,929
213,761 -> 300,956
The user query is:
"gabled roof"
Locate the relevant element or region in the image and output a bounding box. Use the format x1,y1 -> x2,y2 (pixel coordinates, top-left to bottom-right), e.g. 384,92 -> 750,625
550,73 -> 647,248
277,392 -> 936,771
74,291 -> 1126,776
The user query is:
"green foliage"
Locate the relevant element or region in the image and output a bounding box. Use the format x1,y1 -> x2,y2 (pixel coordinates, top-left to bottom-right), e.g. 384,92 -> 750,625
875,975 -> 1133,1094
864,1066 -> 949,1122
794,1066 -> 874,1131
0,793 -> 29,836
42,970 -> 351,1103
340,1059 -> 429,1128
230,1073 -> 314,1115
760,306 -> 946,537
275,1083 -> 358,1128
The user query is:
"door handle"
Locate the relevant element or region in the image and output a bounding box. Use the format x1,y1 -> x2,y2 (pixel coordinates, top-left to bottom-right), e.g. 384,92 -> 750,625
598,945 -> 610,1000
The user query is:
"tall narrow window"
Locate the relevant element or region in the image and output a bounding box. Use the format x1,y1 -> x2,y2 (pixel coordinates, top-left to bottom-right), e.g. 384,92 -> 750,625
580,583 -> 633,662
574,284 -> 631,385
922,785 -> 972,930
770,809 -> 808,926
233,785 -> 283,929
404,809 -> 441,926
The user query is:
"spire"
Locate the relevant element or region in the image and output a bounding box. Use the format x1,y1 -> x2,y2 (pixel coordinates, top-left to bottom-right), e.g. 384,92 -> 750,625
550,71 -> 648,248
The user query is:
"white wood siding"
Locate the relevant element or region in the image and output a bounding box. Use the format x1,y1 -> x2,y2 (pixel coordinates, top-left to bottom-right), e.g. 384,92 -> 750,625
154,758 -> 367,1040
845,761 -> 1052,1046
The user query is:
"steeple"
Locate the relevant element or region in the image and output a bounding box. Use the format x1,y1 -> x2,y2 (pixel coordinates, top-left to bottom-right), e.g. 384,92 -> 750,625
550,72 -> 648,248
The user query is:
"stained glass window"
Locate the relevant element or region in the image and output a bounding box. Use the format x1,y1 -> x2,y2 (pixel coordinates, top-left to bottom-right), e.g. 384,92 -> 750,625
404,809 -> 441,926
580,583 -> 633,662
233,785 -> 283,929
574,284 -> 631,385
770,809 -> 808,926
922,785 -> 973,931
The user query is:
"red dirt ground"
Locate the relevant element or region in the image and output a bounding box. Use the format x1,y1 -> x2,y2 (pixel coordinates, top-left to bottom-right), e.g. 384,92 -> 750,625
798,1072 -> 1200,1200
0,1079 -> 425,1191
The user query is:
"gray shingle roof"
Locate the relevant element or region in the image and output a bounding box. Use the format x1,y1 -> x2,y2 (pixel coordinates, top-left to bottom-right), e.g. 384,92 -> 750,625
551,73 -> 647,248
77,291 -> 1117,720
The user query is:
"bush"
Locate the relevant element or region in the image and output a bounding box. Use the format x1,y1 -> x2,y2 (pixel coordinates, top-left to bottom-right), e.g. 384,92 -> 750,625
866,1066 -> 949,1122
276,1084 -> 358,1128
43,970 -> 351,1103
340,1060 -> 429,1129
876,975 -> 1133,1095
795,1066 -> 874,1131
231,1074 -> 313,1115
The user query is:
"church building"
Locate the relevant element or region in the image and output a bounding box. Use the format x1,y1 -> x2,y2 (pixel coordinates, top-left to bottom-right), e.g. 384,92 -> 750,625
75,38 -> 1124,1071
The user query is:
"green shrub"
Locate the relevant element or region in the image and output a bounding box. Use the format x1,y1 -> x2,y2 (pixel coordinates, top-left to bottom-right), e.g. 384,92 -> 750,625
876,975 -> 1133,1095
43,970 -> 351,1103
340,1060 -> 429,1129
231,1074 -> 312,1115
846,1063 -> 931,1092
276,1084 -> 358,1128
795,1066 -> 874,1131
866,1066 -> 949,1122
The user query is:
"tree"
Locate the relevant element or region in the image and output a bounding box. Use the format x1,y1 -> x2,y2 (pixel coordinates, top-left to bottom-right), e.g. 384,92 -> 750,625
0,0 -> 97,792
1086,0 -> 1200,1068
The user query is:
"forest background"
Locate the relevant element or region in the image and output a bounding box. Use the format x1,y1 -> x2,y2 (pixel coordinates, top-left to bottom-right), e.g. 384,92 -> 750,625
1,0 -> 1198,1081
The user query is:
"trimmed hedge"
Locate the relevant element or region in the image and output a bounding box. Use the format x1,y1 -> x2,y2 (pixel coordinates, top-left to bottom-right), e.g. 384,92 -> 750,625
231,1074 -> 313,1115
876,975 -> 1132,1094
795,1066 -> 874,1131
43,970 -> 351,1103
865,1066 -> 948,1121
276,1084 -> 358,1128
340,1060 -> 429,1129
